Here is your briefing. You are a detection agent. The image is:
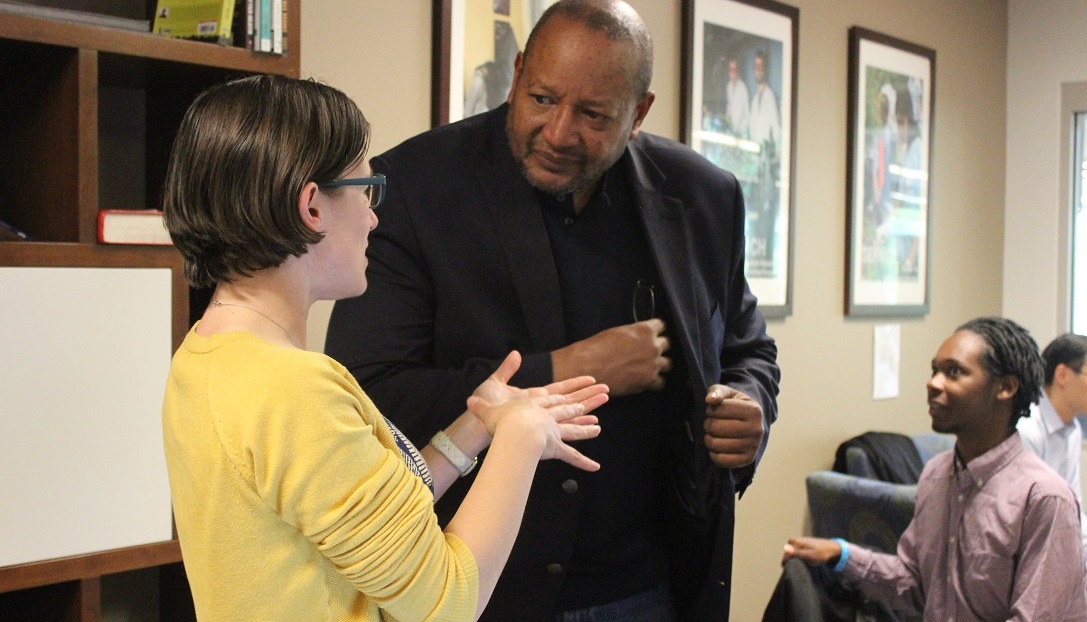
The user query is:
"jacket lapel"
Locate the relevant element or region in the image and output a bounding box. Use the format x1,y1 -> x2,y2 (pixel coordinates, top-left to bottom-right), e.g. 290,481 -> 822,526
625,143 -> 709,392
476,108 -> 567,351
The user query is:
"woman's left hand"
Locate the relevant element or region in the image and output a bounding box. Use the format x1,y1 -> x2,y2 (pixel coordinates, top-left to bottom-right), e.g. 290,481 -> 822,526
469,351 -> 609,437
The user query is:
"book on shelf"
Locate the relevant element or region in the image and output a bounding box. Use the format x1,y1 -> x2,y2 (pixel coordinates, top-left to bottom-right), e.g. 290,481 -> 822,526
241,0 -> 284,54
280,0 -> 287,54
227,0 -> 246,48
0,1 -> 150,32
97,209 -> 172,246
271,0 -> 282,54
0,216 -> 31,242
258,0 -> 271,52
244,0 -> 253,49
152,0 -> 237,45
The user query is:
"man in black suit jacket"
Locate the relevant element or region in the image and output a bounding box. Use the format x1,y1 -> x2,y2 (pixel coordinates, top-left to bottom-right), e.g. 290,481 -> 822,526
326,1 -> 780,620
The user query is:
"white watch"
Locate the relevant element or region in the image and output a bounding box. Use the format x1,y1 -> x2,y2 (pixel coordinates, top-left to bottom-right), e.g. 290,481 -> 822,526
431,430 -> 478,476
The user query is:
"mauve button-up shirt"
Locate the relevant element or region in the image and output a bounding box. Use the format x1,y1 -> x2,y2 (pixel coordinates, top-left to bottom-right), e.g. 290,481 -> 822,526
843,433 -> 1087,621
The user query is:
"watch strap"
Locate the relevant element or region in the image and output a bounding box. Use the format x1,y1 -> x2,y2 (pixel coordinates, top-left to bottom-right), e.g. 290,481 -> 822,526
430,430 -> 478,476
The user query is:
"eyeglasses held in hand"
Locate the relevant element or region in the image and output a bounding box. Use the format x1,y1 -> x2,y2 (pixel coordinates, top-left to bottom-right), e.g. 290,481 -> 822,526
632,279 -> 656,322
318,173 -> 386,208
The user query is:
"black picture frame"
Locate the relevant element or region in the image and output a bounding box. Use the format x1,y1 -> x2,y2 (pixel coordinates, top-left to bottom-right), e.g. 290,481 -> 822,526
845,27 -> 935,317
681,0 -> 799,318
432,0 -> 554,127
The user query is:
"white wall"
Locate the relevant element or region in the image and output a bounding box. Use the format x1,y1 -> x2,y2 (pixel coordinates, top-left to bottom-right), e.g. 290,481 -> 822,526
302,2 -> 1008,619
1004,0 -> 1087,344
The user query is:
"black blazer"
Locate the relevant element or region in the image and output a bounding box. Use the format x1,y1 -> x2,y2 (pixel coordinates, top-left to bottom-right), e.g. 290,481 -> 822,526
327,105 -> 780,622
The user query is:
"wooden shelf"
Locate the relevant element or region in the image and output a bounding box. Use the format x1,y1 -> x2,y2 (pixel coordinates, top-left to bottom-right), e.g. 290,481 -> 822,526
0,243 -> 190,348
0,3 -> 301,619
0,10 -> 299,77
0,541 -> 182,594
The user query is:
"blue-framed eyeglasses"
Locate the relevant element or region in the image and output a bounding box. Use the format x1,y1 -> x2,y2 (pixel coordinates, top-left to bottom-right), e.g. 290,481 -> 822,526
318,174 -> 386,208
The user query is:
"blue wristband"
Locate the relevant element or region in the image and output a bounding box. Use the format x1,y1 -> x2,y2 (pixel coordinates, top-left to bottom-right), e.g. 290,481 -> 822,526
832,538 -> 850,572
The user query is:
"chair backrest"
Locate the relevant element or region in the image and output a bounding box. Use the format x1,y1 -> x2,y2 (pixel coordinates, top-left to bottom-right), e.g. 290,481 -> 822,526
806,471 -> 918,554
911,433 -> 955,464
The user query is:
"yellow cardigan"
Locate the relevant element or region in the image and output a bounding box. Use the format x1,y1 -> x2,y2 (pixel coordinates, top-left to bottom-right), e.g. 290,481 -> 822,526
162,327 -> 478,621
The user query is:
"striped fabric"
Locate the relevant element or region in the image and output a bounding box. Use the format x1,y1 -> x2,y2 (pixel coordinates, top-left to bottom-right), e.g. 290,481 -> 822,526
384,416 -> 433,494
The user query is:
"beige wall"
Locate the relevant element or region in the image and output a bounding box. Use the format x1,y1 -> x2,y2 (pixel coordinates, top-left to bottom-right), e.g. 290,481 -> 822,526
1004,0 -> 1087,344
300,1 -> 1007,619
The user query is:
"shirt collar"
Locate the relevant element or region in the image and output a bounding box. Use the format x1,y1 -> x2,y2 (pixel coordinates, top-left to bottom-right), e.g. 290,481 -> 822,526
535,167 -> 617,219
1035,393 -> 1077,436
953,433 -> 1023,489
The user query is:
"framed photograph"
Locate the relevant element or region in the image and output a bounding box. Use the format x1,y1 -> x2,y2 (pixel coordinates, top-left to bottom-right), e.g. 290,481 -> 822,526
432,0 -> 556,127
845,27 -> 935,317
681,0 -> 798,318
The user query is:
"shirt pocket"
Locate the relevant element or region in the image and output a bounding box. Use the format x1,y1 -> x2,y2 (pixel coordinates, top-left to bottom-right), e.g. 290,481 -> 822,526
961,510 -> 1018,619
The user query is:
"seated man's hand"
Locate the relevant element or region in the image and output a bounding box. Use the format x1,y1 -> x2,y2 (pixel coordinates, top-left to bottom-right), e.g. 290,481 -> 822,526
782,537 -> 841,566
703,385 -> 763,468
551,320 -> 672,396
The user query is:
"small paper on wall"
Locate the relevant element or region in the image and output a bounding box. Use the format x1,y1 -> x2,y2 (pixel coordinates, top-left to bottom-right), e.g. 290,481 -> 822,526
873,323 -> 901,400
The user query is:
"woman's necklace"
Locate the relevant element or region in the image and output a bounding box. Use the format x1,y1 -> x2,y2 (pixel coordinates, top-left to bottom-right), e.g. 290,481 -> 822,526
211,300 -> 302,349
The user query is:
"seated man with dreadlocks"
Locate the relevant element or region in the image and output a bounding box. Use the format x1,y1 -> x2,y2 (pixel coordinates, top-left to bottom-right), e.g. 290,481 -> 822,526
783,317 -> 1087,621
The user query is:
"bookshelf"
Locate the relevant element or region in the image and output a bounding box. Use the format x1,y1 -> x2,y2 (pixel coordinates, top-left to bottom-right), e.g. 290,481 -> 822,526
0,2 -> 299,620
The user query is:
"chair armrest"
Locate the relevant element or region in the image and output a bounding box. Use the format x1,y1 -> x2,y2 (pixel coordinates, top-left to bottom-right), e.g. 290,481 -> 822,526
845,446 -> 879,478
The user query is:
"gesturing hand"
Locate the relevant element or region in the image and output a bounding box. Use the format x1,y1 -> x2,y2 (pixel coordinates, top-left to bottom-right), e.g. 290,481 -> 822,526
703,385 -> 764,468
468,351 -> 609,471
551,320 -> 672,396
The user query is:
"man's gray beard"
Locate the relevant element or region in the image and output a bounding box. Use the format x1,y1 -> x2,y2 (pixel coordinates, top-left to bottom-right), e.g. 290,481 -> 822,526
516,158 -> 592,200
512,140 -> 622,201
505,116 -> 620,200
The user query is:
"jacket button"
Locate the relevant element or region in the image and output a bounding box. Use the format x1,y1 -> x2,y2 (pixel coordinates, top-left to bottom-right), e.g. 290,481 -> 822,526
561,479 -> 579,493
547,563 -> 564,576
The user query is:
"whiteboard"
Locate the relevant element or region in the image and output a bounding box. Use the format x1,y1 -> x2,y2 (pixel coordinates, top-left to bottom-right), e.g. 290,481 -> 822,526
0,266 -> 175,567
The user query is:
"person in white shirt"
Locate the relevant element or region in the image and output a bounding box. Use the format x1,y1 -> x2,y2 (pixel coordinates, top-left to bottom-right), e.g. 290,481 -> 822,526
1018,332 -> 1087,566
746,49 -> 781,271
464,61 -> 494,117
725,56 -> 749,137
748,49 -> 780,153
